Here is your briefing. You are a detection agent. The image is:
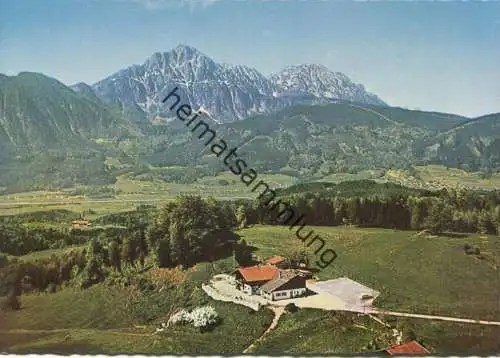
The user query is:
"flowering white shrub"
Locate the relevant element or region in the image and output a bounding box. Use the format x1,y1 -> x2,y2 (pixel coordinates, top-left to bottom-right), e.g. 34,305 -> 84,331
168,306 -> 219,329
189,305 -> 219,328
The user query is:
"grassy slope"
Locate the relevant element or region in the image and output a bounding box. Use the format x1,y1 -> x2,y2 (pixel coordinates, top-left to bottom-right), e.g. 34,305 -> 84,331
243,225 -> 500,354
414,165 -> 500,189
238,225 -> 500,320
251,308 -> 500,355
2,225 -> 500,354
252,309 -> 394,354
384,165 -> 500,191
17,246 -> 86,262
387,317 -> 500,355
0,276 -> 274,354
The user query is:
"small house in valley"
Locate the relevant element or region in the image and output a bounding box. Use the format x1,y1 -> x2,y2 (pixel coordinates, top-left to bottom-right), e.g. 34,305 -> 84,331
235,264 -> 307,300
72,220 -> 91,228
260,270 -> 307,301
235,265 -> 279,295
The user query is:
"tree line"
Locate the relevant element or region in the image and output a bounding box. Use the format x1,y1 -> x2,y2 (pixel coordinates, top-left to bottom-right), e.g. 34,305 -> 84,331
0,224 -> 133,256
235,184 -> 500,235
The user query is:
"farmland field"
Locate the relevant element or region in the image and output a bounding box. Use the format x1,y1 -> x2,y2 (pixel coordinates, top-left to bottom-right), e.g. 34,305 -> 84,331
2,165 -> 500,218
0,172 -> 294,217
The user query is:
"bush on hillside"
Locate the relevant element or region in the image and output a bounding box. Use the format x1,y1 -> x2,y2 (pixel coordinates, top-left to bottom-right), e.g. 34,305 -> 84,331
285,302 -> 299,313
168,305 -> 220,332
190,306 -> 219,330
46,283 -> 57,293
463,244 -> 481,256
0,254 -> 9,269
1,291 -> 21,311
406,329 -> 418,341
138,278 -> 156,292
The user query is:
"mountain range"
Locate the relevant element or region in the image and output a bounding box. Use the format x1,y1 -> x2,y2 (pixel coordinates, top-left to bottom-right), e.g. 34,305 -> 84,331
88,44 -> 386,122
0,44 -> 499,193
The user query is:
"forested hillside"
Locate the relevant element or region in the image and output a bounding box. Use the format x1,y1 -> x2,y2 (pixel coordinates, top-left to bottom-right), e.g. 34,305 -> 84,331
414,113 -> 500,170
0,73 -> 144,192
1,72 -> 499,194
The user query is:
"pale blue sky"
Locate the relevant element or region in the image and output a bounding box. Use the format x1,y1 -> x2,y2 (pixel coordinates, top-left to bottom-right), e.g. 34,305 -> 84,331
0,0 -> 499,117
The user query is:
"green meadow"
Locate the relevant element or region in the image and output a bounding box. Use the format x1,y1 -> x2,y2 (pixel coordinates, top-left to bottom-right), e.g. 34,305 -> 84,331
251,308 -> 395,354
0,172 -> 297,217
250,308 -> 500,355
0,264 -> 274,354
1,224 -> 500,354
237,225 -> 500,321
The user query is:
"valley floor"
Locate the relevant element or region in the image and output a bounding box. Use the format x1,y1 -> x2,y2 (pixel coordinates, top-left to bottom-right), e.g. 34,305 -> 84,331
3,164 -> 500,217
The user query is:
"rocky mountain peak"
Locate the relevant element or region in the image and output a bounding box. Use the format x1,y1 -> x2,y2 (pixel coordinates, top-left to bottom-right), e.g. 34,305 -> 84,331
270,64 -> 385,106
91,44 -> 387,121
145,44 -> 215,70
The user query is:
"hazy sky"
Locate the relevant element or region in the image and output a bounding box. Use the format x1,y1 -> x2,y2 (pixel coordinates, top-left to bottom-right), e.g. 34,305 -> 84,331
0,0 -> 499,117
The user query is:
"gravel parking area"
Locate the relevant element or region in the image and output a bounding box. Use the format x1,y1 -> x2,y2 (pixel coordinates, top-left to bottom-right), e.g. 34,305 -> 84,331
307,277 -> 380,311
272,290 -> 347,311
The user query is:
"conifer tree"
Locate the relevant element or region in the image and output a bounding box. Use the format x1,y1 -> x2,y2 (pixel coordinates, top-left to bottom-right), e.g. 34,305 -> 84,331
425,200 -> 453,234
108,240 -> 121,272
169,221 -> 185,266
236,205 -> 248,229
234,239 -> 253,266
157,238 -> 172,268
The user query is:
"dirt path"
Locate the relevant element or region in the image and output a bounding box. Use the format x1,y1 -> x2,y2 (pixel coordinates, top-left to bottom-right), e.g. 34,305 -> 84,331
0,328 -> 152,337
369,309 -> 500,326
242,305 -> 285,354
369,314 -> 392,328
346,103 -> 404,127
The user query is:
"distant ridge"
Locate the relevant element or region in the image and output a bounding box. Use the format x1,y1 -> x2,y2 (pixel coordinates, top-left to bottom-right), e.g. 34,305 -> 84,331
0,63 -> 498,194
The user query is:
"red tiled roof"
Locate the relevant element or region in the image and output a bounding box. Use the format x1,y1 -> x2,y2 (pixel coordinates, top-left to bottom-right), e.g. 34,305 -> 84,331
385,341 -> 430,355
238,265 -> 278,282
265,255 -> 285,265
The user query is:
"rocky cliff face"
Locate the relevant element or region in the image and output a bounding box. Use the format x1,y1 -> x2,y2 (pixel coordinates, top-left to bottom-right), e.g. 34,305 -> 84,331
270,64 -> 385,106
91,44 -> 386,122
